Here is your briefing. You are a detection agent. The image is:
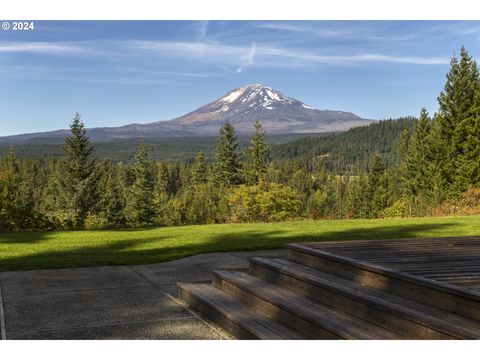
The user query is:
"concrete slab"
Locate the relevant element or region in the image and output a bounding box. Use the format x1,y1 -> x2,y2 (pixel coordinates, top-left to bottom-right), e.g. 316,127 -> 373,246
10,316 -> 231,340
0,248 -> 285,340
0,265 -> 148,295
4,286 -> 189,337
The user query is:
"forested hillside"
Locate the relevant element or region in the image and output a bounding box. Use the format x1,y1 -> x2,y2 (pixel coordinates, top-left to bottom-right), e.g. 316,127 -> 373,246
271,117 -> 416,171
0,133 -> 331,163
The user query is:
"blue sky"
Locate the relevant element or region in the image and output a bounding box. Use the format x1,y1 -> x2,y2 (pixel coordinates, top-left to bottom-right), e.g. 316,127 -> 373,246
1,20 -> 480,136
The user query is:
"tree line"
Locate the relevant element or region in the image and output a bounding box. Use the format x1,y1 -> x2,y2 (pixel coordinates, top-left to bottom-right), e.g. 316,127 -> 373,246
1,47 -> 479,231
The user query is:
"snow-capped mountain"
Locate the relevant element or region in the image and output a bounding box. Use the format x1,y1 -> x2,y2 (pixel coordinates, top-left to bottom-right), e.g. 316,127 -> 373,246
0,84 -> 372,142
165,84 -> 370,135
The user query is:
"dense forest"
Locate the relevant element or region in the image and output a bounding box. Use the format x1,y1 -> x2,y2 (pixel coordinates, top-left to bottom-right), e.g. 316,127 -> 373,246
1,47 -> 479,231
0,133 -> 332,163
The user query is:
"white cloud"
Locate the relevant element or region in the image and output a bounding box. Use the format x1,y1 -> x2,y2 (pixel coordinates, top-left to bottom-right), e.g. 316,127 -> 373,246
0,42 -> 90,54
236,42 -> 256,73
123,39 -> 448,66
257,22 -> 415,42
196,20 -> 209,40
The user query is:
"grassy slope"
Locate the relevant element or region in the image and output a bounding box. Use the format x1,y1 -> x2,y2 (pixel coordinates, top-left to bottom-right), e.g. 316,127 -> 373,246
1,215 -> 480,272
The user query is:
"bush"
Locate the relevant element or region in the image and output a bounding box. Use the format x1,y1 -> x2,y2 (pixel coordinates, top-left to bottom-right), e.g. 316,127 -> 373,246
227,182 -> 301,223
432,187 -> 480,216
381,198 -> 411,218
307,183 -> 338,219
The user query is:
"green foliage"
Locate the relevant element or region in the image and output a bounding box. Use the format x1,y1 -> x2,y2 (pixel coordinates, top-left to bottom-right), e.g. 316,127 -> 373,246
433,47 -> 480,197
245,120 -> 269,184
57,113 -> 100,228
214,122 -> 243,186
307,181 -> 338,219
271,117 -> 416,171
227,182 -> 301,222
127,141 -> 156,227
175,183 -> 228,225
382,198 -> 411,218
0,149 -> 49,230
192,152 -> 208,185
100,170 -> 126,227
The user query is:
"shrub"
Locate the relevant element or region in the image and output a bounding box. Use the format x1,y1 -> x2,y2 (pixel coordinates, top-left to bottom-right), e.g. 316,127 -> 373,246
432,187 -> 480,216
227,182 -> 301,223
381,198 -> 411,218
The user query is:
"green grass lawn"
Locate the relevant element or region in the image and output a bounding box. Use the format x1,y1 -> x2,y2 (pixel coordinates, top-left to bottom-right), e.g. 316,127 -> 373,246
1,215 -> 480,272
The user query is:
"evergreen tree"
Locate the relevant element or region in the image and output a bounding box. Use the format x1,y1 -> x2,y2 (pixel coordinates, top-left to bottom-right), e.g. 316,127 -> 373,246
214,121 -> 242,186
192,152 -> 208,185
433,47 -> 480,197
58,113 -> 99,228
367,154 -> 387,217
245,120 -> 269,184
127,141 -> 156,227
348,174 -> 369,219
404,108 -> 435,212
454,64 -> 480,191
0,149 -> 20,230
156,161 -> 181,197
101,171 -> 126,227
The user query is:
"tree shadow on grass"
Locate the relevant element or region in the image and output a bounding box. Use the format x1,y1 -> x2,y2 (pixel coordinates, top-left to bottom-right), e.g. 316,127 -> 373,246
0,231 -> 53,245
0,221 -> 464,272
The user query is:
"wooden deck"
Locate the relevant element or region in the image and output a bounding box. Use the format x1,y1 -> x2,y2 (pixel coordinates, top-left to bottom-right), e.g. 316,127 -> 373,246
303,236 -> 480,294
178,236 -> 480,339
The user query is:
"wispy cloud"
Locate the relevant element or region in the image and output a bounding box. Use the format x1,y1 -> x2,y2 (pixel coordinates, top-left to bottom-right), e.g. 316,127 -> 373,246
0,42 -> 90,54
236,42 -> 256,73
257,22 -> 415,42
123,40 -> 448,66
118,66 -> 218,78
258,23 -> 351,38
196,21 -> 209,40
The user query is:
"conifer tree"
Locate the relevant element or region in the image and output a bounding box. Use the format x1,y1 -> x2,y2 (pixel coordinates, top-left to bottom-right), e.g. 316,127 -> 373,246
404,108 -> 434,207
127,141 -> 156,227
192,152 -> 208,185
245,120 -> 269,185
433,47 -> 480,197
454,62 -> 480,192
101,171 -> 126,227
0,149 -> 20,229
367,154 -> 387,217
214,121 -> 242,186
58,113 -> 99,228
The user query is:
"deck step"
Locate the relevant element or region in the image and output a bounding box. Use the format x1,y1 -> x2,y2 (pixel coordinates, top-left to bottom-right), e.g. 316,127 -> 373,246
212,270 -> 401,340
249,257 -> 480,339
287,243 -> 480,321
178,282 -> 306,340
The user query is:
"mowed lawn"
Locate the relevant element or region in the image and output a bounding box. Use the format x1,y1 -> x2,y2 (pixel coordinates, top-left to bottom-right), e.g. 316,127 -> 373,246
1,215 -> 480,272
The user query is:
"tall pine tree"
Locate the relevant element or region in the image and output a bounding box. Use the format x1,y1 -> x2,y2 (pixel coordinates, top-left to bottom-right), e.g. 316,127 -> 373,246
127,141 -> 156,227
59,113 -> 99,228
433,47 -> 480,197
245,120 -> 269,185
404,108 -> 434,212
214,121 -> 242,186
192,152 -> 208,185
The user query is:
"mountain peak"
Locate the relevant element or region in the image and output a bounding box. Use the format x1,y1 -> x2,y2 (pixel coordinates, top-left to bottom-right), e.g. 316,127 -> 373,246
166,84 -> 371,134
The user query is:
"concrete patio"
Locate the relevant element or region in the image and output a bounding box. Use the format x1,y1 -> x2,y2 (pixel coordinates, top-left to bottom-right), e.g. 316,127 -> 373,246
0,249 -> 286,340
